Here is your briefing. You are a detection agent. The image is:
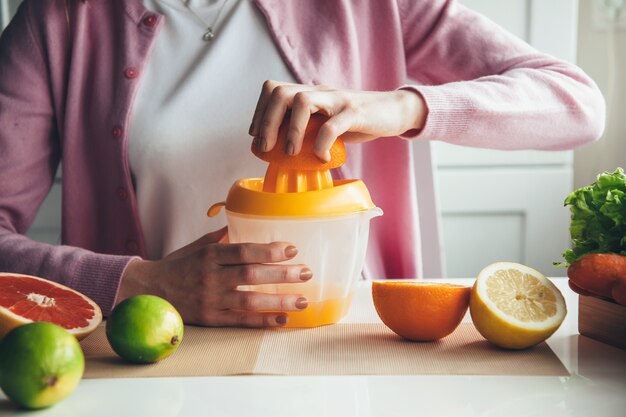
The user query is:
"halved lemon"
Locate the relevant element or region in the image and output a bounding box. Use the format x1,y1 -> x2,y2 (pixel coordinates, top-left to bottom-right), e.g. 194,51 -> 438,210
470,262 -> 566,349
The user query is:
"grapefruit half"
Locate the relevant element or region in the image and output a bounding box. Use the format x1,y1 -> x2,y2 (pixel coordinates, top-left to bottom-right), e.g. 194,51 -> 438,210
0,273 -> 102,341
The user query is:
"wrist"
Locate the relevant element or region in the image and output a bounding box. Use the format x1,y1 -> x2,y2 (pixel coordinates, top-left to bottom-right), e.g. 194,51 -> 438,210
396,88 -> 427,134
116,258 -> 152,304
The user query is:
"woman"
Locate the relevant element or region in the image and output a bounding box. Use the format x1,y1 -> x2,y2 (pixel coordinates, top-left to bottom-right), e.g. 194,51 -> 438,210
0,0 -> 604,326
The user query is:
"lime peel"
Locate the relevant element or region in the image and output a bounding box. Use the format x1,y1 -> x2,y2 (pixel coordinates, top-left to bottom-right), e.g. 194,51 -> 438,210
0,322 -> 84,409
106,295 -> 184,364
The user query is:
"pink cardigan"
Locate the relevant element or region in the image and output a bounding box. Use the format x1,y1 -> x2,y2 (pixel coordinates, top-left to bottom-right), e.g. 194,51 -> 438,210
0,0 -> 604,314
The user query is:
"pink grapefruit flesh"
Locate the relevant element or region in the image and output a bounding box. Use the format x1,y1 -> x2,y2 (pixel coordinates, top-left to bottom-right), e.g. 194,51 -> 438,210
0,273 -> 102,341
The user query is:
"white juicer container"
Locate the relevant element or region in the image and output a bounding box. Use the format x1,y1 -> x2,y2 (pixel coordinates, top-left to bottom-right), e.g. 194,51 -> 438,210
208,177 -> 383,327
228,208 -> 382,326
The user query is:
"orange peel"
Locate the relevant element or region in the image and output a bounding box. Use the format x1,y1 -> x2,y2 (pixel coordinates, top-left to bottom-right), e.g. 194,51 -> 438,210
252,114 -> 346,170
252,114 -> 346,192
372,281 -> 471,342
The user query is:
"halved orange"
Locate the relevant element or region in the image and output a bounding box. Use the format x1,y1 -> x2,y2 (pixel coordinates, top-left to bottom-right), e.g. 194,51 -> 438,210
372,281 -> 471,342
252,113 -> 346,170
0,273 -> 102,341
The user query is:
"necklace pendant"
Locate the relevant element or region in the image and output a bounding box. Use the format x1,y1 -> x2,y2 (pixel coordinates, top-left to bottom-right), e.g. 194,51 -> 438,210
202,28 -> 215,42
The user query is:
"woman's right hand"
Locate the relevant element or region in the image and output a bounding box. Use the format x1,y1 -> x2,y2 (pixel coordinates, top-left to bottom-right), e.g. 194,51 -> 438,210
117,227 -> 312,327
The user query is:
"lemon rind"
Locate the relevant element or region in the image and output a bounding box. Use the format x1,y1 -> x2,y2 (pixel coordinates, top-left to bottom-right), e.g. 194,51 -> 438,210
475,262 -> 566,331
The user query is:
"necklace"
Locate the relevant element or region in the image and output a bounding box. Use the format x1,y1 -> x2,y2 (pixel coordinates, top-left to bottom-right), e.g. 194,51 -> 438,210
181,0 -> 229,42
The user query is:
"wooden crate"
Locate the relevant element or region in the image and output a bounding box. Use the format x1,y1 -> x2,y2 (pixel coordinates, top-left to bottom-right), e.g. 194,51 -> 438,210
578,295 -> 626,351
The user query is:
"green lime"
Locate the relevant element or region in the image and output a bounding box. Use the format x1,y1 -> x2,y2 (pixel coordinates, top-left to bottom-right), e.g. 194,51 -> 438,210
106,295 -> 184,363
0,322 -> 84,409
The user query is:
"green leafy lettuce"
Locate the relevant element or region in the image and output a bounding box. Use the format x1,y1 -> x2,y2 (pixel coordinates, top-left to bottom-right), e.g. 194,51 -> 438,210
559,168 -> 626,266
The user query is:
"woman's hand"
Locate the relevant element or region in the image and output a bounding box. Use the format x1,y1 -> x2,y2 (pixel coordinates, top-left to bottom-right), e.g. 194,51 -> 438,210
117,227 -> 312,327
249,81 -> 428,162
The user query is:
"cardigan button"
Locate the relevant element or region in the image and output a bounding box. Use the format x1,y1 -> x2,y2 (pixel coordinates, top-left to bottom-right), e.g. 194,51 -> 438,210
142,14 -> 157,28
124,67 -> 139,79
126,240 -> 139,253
116,187 -> 129,201
112,126 -> 123,139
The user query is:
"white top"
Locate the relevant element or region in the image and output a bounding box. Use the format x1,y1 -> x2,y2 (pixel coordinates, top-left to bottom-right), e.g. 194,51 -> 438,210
129,0 -> 296,259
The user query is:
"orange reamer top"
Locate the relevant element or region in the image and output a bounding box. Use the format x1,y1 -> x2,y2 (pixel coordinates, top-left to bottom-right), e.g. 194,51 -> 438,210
208,114 -> 377,217
251,114 -> 346,193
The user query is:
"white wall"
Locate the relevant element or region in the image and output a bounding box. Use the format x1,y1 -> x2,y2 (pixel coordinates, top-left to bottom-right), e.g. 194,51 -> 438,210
574,0 -> 626,188
0,0 -> 20,28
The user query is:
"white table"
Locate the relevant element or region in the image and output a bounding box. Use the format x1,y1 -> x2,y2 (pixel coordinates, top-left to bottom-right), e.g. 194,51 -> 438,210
1,278 -> 625,417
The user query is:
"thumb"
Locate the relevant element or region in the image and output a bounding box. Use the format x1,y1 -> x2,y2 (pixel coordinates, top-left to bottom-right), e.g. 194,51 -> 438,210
165,227 -> 229,259
203,226 -> 229,244
217,227 -> 229,243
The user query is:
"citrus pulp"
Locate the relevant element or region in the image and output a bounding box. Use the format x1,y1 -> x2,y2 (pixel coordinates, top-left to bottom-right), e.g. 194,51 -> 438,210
470,262 -> 566,349
0,273 -> 102,341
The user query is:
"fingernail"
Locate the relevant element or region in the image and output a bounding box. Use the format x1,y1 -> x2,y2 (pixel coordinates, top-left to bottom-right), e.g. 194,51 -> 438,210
260,137 -> 268,152
285,245 -> 298,257
299,268 -> 313,281
296,297 -> 308,310
276,315 -> 287,325
286,141 -> 295,156
316,149 -> 331,163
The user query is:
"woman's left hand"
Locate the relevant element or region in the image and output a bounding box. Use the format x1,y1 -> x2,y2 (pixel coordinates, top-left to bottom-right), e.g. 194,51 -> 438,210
249,81 -> 428,162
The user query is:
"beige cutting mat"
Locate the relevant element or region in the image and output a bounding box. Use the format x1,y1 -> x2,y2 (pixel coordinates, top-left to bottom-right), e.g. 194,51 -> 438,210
254,323 -> 568,376
80,323 -> 568,378
81,325 -> 263,378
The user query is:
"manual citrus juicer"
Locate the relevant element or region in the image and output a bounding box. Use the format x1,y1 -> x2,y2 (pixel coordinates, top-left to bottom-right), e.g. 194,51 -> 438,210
208,114 -> 382,327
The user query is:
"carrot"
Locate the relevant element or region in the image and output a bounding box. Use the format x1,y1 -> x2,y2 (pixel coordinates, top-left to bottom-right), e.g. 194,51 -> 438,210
567,253 -> 626,306
567,280 -> 594,298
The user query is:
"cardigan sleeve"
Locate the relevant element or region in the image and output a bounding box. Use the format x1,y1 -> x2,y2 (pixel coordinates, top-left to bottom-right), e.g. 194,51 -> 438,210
397,0 -> 605,150
0,2 -> 135,315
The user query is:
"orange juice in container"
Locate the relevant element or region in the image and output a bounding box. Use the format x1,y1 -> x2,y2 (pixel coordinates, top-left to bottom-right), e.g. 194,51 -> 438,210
208,115 -> 382,327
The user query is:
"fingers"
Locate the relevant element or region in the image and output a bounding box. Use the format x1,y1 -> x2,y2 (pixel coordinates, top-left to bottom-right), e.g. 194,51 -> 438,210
314,110 -> 357,162
201,287 -> 312,328
221,264 -> 313,286
164,227 -> 229,260
208,310 -> 289,328
248,81 -> 356,162
285,93 -> 313,155
250,80 -> 299,151
250,81 -> 330,154
213,242 -> 298,265
290,102 -> 359,162
249,80 -> 278,138
257,84 -> 300,152
195,227 -> 229,246
220,290 -> 309,312
286,90 -> 332,155
250,86 -> 429,162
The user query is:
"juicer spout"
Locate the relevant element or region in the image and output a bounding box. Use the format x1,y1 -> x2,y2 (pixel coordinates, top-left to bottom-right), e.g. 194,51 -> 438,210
365,207 -> 384,220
